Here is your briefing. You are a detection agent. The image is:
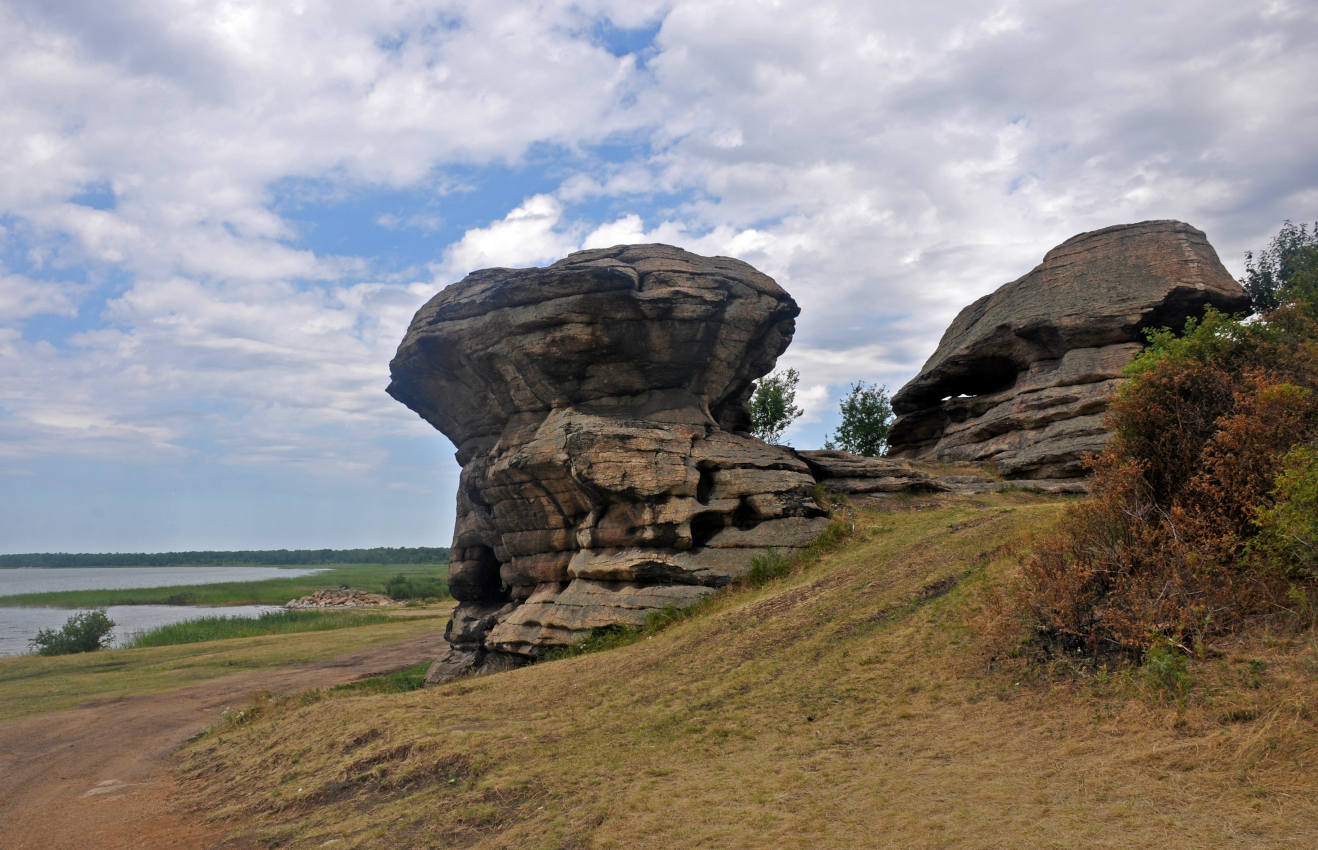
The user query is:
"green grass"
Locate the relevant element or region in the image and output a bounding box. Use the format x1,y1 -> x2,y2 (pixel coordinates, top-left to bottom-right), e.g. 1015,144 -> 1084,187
124,609 -> 399,648
330,661 -> 432,695
0,562 -> 449,608
0,609 -> 451,723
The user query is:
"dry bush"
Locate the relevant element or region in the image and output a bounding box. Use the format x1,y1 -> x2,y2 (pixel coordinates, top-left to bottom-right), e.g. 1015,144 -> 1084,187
1022,303 -> 1318,658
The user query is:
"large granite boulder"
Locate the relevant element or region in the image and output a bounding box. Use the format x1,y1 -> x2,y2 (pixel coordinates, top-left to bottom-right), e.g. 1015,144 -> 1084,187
388,245 -> 829,680
888,221 -> 1251,478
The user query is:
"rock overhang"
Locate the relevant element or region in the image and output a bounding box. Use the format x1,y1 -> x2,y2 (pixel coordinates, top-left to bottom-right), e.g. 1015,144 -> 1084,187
888,220 -> 1251,478
388,244 -> 800,450
388,244 -> 827,680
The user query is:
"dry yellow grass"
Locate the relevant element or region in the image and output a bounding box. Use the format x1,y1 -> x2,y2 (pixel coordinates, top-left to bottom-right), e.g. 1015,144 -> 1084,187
182,493 -> 1318,849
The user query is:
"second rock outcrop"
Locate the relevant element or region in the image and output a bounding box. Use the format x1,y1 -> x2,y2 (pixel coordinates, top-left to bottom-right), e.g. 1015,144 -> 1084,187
888,221 -> 1251,478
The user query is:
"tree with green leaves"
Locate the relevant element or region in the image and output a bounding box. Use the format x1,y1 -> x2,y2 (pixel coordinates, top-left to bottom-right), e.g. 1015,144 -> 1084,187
1241,219 -> 1318,313
29,609 -> 116,655
824,381 -> 893,457
749,368 -> 803,445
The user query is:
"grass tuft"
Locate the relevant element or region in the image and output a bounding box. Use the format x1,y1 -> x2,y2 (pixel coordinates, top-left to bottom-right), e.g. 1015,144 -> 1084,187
125,609 -> 398,648
331,662 -> 432,696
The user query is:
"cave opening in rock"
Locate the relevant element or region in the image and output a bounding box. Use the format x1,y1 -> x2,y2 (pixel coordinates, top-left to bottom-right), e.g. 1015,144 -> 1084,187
732,498 -> 758,530
695,461 -> 716,505
937,356 -> 1019,401
468,545 -> 508,603
690,511 -> 726,547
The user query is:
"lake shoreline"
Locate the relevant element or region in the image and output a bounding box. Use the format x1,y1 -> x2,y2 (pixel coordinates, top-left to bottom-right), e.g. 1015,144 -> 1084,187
0,562 -> 449,656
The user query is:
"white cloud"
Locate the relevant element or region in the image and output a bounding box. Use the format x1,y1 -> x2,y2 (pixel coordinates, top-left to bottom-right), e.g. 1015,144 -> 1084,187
1,0 -> 1317,548
438,195 -> 580,279
0,274 -> 86,322
582,214 -> 691,249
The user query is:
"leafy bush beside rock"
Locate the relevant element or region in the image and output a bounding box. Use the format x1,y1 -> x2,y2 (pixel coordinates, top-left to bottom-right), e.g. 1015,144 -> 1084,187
1022,222 -> 1318,657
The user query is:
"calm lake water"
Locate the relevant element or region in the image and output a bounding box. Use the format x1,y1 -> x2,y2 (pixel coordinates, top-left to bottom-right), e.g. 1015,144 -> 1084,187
0,565 -> 324,596
0,565 -> 327,657
0,604 -> 283,657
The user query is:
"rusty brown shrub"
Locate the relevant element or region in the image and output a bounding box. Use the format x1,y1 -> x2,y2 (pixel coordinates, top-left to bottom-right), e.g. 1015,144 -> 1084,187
1022,302 -> 1318,657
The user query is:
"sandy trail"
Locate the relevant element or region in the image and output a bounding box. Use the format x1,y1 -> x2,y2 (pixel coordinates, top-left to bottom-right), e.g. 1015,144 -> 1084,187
0,631 -> 447,849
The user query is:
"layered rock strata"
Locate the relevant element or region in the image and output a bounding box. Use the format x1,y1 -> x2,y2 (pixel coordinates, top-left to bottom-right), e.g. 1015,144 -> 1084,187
799,451 -> 1088,497
888,221 -> 1251,478
388,245 -> 829,679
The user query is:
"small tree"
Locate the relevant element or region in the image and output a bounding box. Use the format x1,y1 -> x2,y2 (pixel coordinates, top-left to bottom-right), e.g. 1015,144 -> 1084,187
749,368 -> 803,445
385,573 -> 414,600
29,609 -> 116,656
1242,219 -> 1318,313
824,382 -> 893,457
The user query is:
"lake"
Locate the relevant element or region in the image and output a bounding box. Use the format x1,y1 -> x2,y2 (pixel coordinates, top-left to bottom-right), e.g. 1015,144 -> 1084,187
0,565 -> 327,657
0,565 -> 325,596
0,604 -> 284,657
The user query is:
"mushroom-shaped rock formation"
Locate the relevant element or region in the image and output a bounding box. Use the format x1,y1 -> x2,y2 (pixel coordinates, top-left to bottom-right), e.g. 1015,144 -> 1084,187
388,245 -> 829,680
887,221 -> 1251,478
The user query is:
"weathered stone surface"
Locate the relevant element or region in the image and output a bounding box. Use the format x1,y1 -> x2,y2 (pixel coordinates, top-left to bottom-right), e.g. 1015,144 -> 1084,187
800,450 -> 996,494
389,245 -> 828,680
888,221 -> 1250,478
799,450 -> 1088,496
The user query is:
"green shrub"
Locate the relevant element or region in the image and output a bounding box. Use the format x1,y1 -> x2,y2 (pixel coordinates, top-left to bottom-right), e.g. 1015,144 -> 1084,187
541,625 -> 642,661
29,609 -> 116,655
1249,444 -> 1318,581
383,572 -> 447,600
1141,638 -> 1192,699
644,604 -> 691,631
744,551 -> 792,587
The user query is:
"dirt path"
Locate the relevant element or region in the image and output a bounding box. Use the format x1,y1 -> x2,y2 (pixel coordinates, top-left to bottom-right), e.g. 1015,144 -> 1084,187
0,631 -> 448,849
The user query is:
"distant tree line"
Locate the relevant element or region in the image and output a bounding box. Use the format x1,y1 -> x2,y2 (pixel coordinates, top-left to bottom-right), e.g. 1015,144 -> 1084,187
0,546 -> 450,568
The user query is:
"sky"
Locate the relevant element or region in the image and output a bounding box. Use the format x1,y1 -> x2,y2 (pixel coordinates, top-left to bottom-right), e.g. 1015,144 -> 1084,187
2,0 -> 1316,553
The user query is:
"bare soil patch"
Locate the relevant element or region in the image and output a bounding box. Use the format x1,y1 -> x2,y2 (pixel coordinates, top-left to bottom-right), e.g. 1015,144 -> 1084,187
0,631 -> 446,850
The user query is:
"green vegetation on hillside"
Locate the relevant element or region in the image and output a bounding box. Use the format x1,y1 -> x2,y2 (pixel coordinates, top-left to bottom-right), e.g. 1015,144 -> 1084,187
0,562 -> 450,608
0,546 -> 449,568
179,493 -> 1318,849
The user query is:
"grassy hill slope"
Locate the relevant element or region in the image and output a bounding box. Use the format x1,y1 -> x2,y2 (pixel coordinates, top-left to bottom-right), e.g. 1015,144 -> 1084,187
183,492 -> 1318,849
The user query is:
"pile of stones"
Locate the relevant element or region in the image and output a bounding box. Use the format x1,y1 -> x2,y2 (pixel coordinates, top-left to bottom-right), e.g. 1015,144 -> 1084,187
285,587 -> 399,609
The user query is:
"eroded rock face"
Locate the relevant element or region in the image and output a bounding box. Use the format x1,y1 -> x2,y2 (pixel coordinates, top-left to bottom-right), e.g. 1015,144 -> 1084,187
388,245 -> 829,679
888,221 -> 1251,478
798,450 -> 1088,496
